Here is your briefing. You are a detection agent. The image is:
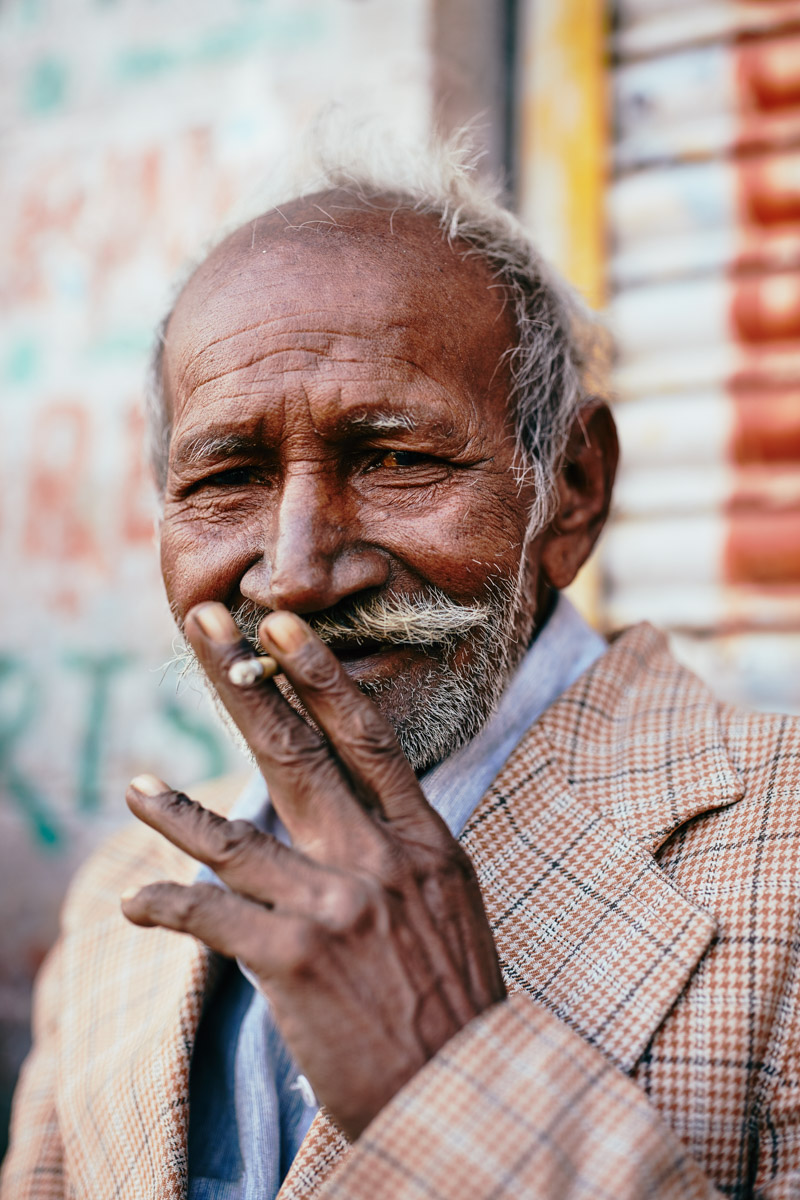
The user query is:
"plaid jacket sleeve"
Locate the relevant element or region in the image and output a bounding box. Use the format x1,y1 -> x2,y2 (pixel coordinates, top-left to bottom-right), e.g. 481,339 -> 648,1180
312,993 -> 725,1200
0,940 -> 64,1200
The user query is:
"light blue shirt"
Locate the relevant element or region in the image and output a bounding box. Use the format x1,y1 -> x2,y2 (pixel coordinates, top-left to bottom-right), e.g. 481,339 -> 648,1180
188,595 -> 606,1199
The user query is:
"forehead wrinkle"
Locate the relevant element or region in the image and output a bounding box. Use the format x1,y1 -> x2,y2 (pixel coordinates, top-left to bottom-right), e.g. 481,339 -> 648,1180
180,340 -> 468,423
177,292 -> 422,368
174,322 -> 328,401
175,367 -> 485,459
174,312 -> 426,403
173,311 -> 289,378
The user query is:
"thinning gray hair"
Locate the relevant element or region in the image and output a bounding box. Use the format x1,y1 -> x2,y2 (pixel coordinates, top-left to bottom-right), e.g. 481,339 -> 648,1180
145,123 -> 609,532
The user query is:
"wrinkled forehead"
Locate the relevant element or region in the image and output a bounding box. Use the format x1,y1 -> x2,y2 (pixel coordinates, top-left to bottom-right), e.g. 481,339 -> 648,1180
163,193 -> 516,417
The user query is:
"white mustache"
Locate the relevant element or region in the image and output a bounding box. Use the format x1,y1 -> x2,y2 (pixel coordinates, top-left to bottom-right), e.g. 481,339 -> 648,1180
232,590 -> 493,650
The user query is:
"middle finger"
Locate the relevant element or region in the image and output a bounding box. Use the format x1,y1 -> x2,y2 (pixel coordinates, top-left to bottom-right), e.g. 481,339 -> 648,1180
186,602 -> 379,853
258,611 -> 436,828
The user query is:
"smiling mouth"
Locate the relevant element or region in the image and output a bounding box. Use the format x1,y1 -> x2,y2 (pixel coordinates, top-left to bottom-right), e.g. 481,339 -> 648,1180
323,638 -> 394,662
320,637 -> 444,667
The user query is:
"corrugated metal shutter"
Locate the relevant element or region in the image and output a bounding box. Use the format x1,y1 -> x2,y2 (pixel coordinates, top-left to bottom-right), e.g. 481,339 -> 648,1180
605,1 -> 800,711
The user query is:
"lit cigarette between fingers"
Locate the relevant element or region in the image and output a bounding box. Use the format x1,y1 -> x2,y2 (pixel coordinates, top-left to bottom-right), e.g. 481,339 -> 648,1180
227,655 -> 281,687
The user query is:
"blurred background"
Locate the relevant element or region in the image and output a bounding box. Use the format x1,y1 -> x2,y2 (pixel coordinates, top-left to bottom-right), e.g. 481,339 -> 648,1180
2,0 -> 800,1160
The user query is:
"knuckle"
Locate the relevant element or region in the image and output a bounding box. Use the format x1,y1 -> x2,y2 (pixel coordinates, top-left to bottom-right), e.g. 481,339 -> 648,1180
294,641 -> 342,692
434,827 -> 470,869
319,876 -> 376,933
164,789 -> 196,816
425,842 -> 477,893
208,819 -> 259,868
219,639 -> 253,670
371,838 -> 413,891
445,840 -> 476,879
404,811 -> 470,872
169,886 -> 210,929
265,723 -> 323,770
347,705 -> 396,755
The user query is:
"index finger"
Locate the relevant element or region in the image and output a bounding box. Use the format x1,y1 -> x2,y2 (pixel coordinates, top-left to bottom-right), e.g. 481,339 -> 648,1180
258,611 -> 440,828
124,775 -> 339,914
185,603 -> 382,853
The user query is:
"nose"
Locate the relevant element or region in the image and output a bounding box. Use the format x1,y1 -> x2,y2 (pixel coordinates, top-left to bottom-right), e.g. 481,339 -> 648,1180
239,467 -> 389,614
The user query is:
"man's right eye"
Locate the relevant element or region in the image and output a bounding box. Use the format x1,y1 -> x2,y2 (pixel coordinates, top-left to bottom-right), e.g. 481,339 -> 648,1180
201,467 -> 257,488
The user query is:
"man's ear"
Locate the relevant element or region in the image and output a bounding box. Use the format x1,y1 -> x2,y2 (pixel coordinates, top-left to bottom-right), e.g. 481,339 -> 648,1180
539,400 -> 619,590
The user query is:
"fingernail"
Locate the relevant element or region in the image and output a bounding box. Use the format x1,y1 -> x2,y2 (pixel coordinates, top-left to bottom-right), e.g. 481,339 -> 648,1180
129,773 -> 167,796
193,603 -> 237,643
262,612 -> 308,654
120,887 -> 139,903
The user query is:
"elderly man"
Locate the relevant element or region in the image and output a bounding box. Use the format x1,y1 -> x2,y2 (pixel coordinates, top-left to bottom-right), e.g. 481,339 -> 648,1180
4,144 -> 800,1200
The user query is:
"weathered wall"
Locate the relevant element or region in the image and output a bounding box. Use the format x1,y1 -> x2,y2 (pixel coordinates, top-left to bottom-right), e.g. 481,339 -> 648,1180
0,0 -> 468,1157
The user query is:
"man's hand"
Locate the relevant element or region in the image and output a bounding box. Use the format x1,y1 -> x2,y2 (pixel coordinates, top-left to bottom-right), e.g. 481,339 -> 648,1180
122,602 -> 505,1139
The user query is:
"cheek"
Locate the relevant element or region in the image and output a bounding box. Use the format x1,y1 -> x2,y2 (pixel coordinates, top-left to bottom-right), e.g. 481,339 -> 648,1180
376,482 -> 531,597
160,510 -> 257,620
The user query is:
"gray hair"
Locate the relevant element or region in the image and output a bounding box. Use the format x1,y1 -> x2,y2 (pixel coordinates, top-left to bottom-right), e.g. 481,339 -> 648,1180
146,123 -> 609,532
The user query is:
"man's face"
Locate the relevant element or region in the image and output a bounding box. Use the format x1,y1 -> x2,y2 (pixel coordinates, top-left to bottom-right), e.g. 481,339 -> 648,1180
160,197 -> 545,769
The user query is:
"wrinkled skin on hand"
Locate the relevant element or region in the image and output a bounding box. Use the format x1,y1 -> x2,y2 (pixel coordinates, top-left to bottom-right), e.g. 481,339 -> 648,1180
123,602 -> 506,1140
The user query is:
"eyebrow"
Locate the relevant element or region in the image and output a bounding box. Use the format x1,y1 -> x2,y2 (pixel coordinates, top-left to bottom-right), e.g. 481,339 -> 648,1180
172,411 -> 420,469
347,410 -> 417,433
171,431 -> 263,469
172,408 -> 424,472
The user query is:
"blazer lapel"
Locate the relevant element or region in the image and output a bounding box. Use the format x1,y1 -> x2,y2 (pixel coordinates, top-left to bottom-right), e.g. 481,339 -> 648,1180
539,623 -> 744,859
462,623 -> 744,1074
461,719 -> 716,1074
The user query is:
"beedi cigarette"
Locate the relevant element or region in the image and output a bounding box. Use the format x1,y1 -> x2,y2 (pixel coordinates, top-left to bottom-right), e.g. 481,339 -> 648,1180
227,655 -> 281,687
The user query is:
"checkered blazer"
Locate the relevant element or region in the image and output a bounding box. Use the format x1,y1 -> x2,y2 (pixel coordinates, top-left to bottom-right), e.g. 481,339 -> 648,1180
4,623 -> 800,1199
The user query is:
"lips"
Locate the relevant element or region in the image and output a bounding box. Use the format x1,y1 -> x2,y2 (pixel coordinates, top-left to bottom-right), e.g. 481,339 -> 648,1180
323,638 -> 389,662
320,638 -> 437,685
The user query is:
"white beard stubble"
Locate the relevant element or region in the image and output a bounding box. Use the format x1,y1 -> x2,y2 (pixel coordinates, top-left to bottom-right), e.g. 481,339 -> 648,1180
176,566 -> 535,776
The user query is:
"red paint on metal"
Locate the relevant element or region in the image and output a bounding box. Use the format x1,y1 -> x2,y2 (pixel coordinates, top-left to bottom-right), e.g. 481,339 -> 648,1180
731,391 -> 800,462
737,34 -> 800,114
725,511 -> 800,583
738,152 -> 800,226
731,275 -> 800,341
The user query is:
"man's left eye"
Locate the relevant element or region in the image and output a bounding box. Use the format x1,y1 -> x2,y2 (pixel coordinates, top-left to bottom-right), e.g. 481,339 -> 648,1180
373,450 -> 428,469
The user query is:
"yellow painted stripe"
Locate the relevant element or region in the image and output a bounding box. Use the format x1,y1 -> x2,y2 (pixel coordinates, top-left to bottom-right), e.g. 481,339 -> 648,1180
517,0 -> 608,310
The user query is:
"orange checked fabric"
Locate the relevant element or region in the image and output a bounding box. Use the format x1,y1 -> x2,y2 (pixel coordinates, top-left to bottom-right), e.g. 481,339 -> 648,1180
4,624 -> 800,1199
